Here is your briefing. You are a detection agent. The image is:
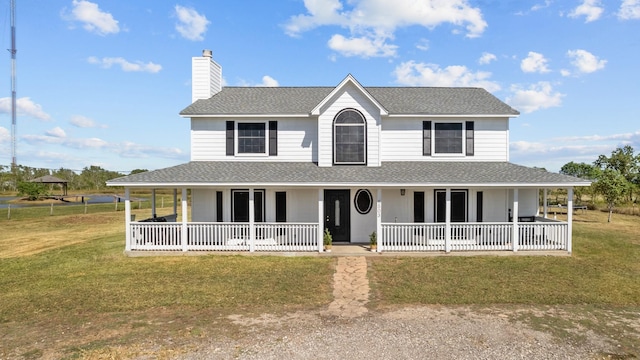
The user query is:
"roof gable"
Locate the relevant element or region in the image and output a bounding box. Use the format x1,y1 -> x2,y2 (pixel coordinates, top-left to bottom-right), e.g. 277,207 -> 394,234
310,74 -> 388,116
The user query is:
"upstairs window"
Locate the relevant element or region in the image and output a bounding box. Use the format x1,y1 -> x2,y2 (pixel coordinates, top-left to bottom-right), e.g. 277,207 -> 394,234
434,123 -> 463,154
237,123 -> 266,154
423,121 -> 474,156
334,109 -> 366,165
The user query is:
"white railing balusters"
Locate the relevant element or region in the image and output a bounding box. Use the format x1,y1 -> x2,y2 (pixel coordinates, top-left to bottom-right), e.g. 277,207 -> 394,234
380,221 -> 568,252
128,221 -> 567,253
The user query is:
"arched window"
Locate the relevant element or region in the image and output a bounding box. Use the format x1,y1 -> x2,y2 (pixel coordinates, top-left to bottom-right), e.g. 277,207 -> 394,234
333,109 -> 366,165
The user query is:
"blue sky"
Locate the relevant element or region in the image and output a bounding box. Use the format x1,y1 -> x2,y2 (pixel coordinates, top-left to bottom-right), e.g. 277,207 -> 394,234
0,0 -> 638,174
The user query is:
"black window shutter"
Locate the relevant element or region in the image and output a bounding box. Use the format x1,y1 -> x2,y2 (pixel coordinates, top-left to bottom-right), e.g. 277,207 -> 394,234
275,191 -> 286,222
476,191 -> 483,222
414,191 -> 425,223
423,121 -> 431,156
269,121 -> 278,156
226,121 -> 234,156
466,121 -> 474,156
216,191 -> 223,222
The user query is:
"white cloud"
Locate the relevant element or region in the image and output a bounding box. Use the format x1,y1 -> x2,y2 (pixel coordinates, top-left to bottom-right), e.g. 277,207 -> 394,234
478,52 -> 497,65
566,49 -> 606,74
619,0 -> 640,19
568,0 -> 604,22
416,39 -> 430,51
67,0 -> 120,35
174,5 -> 210,41
87,56 -> 162,73
45,127 -> 67,138
257,76 -> 279,87
531,0 -> 552,11
284,0 -> 486,58
328,34 -> 398,58
21,129 -> 185,160
510,131 -> 640,172
114,141 -> 185,159
394,61 -> 500,92
506,82 -> 564,113
520,51 -> 550,73
0,126 -> 9,143
70,115 -> 108,128
22,133 -> 108,149
0,97 -> 51,121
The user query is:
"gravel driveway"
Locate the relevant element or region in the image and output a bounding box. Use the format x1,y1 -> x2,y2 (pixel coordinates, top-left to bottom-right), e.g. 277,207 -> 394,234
176,306 -> 614,359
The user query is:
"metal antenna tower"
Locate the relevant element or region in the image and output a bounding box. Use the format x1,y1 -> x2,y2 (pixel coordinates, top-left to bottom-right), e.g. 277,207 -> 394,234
9,0 -> 17,170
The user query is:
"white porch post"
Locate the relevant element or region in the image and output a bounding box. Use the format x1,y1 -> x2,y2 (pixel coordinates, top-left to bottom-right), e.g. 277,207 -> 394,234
543,188 -> 548,218
567,187 -> 573,254
376,188 -> 382,253
173,189 -> 178,216
318,189 -> 324,253
249,188 -> 255,252
445,188 -> 451,253
512,189 -> 519,252
151,189 -> 156,218
124,188 -> 131,251
181,188 -> 188,252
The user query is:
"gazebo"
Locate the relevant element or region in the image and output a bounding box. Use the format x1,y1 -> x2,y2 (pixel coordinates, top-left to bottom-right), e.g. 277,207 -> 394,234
29,175 -> 68,196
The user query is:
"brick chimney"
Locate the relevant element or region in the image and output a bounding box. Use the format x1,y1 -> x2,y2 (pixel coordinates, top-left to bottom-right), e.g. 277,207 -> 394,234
191,49 -> 222,103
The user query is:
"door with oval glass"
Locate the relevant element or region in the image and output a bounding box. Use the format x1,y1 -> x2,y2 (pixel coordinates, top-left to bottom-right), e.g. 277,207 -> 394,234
324,189 -> 351,242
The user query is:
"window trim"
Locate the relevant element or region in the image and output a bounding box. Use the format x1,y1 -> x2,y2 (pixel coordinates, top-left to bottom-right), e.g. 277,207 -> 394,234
354,189 -> 373,215
434,189 -> 468,223
231,189 -> 266,222
235,121 -> 269,156
333,108 -> 367,165
424,121 -> 476,157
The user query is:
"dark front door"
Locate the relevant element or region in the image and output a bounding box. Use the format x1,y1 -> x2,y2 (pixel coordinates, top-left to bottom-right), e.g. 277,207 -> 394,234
324,190 -> 351,242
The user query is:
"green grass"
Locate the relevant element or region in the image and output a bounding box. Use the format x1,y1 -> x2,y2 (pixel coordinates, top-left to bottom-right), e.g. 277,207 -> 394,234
0,234 -> 333,323
369,214 -> 640,306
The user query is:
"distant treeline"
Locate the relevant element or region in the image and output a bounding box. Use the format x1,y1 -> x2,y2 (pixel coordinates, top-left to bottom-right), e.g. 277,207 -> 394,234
0,165 -> 148,192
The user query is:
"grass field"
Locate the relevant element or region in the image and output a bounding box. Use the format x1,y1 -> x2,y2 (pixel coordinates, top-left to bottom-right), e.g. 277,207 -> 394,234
0,204 -> 638,358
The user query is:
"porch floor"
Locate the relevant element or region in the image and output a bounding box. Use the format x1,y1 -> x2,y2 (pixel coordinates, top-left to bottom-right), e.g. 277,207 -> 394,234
125,244 -> 570,257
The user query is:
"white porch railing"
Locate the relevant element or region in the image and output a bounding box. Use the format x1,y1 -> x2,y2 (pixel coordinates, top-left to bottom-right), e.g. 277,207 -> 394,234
129,222 -> 319,252
129,221 -> 568,253
381,221 -> 568,252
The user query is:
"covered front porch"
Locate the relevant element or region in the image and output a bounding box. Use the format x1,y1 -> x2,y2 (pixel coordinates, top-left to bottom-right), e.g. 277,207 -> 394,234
120,187 -> 575,254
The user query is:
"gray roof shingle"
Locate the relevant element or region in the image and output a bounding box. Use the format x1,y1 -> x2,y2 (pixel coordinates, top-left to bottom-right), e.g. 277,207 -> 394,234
180,87 -> 519,116
107,162 -> 589,187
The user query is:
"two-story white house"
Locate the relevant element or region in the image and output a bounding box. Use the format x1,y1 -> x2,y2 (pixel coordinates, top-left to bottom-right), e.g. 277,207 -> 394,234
107,50 -> 590,254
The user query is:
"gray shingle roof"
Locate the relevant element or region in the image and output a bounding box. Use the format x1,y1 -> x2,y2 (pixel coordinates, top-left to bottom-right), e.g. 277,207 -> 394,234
107,162 -> 589,187
180,87 -> 519,116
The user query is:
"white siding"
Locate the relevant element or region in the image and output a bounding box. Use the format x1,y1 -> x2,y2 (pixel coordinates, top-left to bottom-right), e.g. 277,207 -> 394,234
381,117 -> 509,162
190,117 -> 317,162
192,189 -> 216,222
317,83 -> 382,167
288,189 -> 319,222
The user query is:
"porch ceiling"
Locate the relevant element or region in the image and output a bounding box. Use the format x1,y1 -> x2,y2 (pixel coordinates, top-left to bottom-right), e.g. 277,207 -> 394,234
107,161 -> 591,188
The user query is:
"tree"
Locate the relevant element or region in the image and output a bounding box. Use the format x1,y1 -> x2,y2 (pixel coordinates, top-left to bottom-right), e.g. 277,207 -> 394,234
593,169 -> 629,222
17,181 -> 47,201
129,169 -> 148,175
79,166 -> 123,190
594,145 -> 639,202
52,168 -> 81,190
560,161 -> 600,204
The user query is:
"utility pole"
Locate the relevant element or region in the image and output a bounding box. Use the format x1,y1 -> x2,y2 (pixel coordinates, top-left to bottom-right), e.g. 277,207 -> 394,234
9,0 -> 17,172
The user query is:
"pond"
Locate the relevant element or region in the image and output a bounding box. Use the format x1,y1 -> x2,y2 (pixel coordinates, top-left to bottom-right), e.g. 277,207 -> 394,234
0,195 -> 120,209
